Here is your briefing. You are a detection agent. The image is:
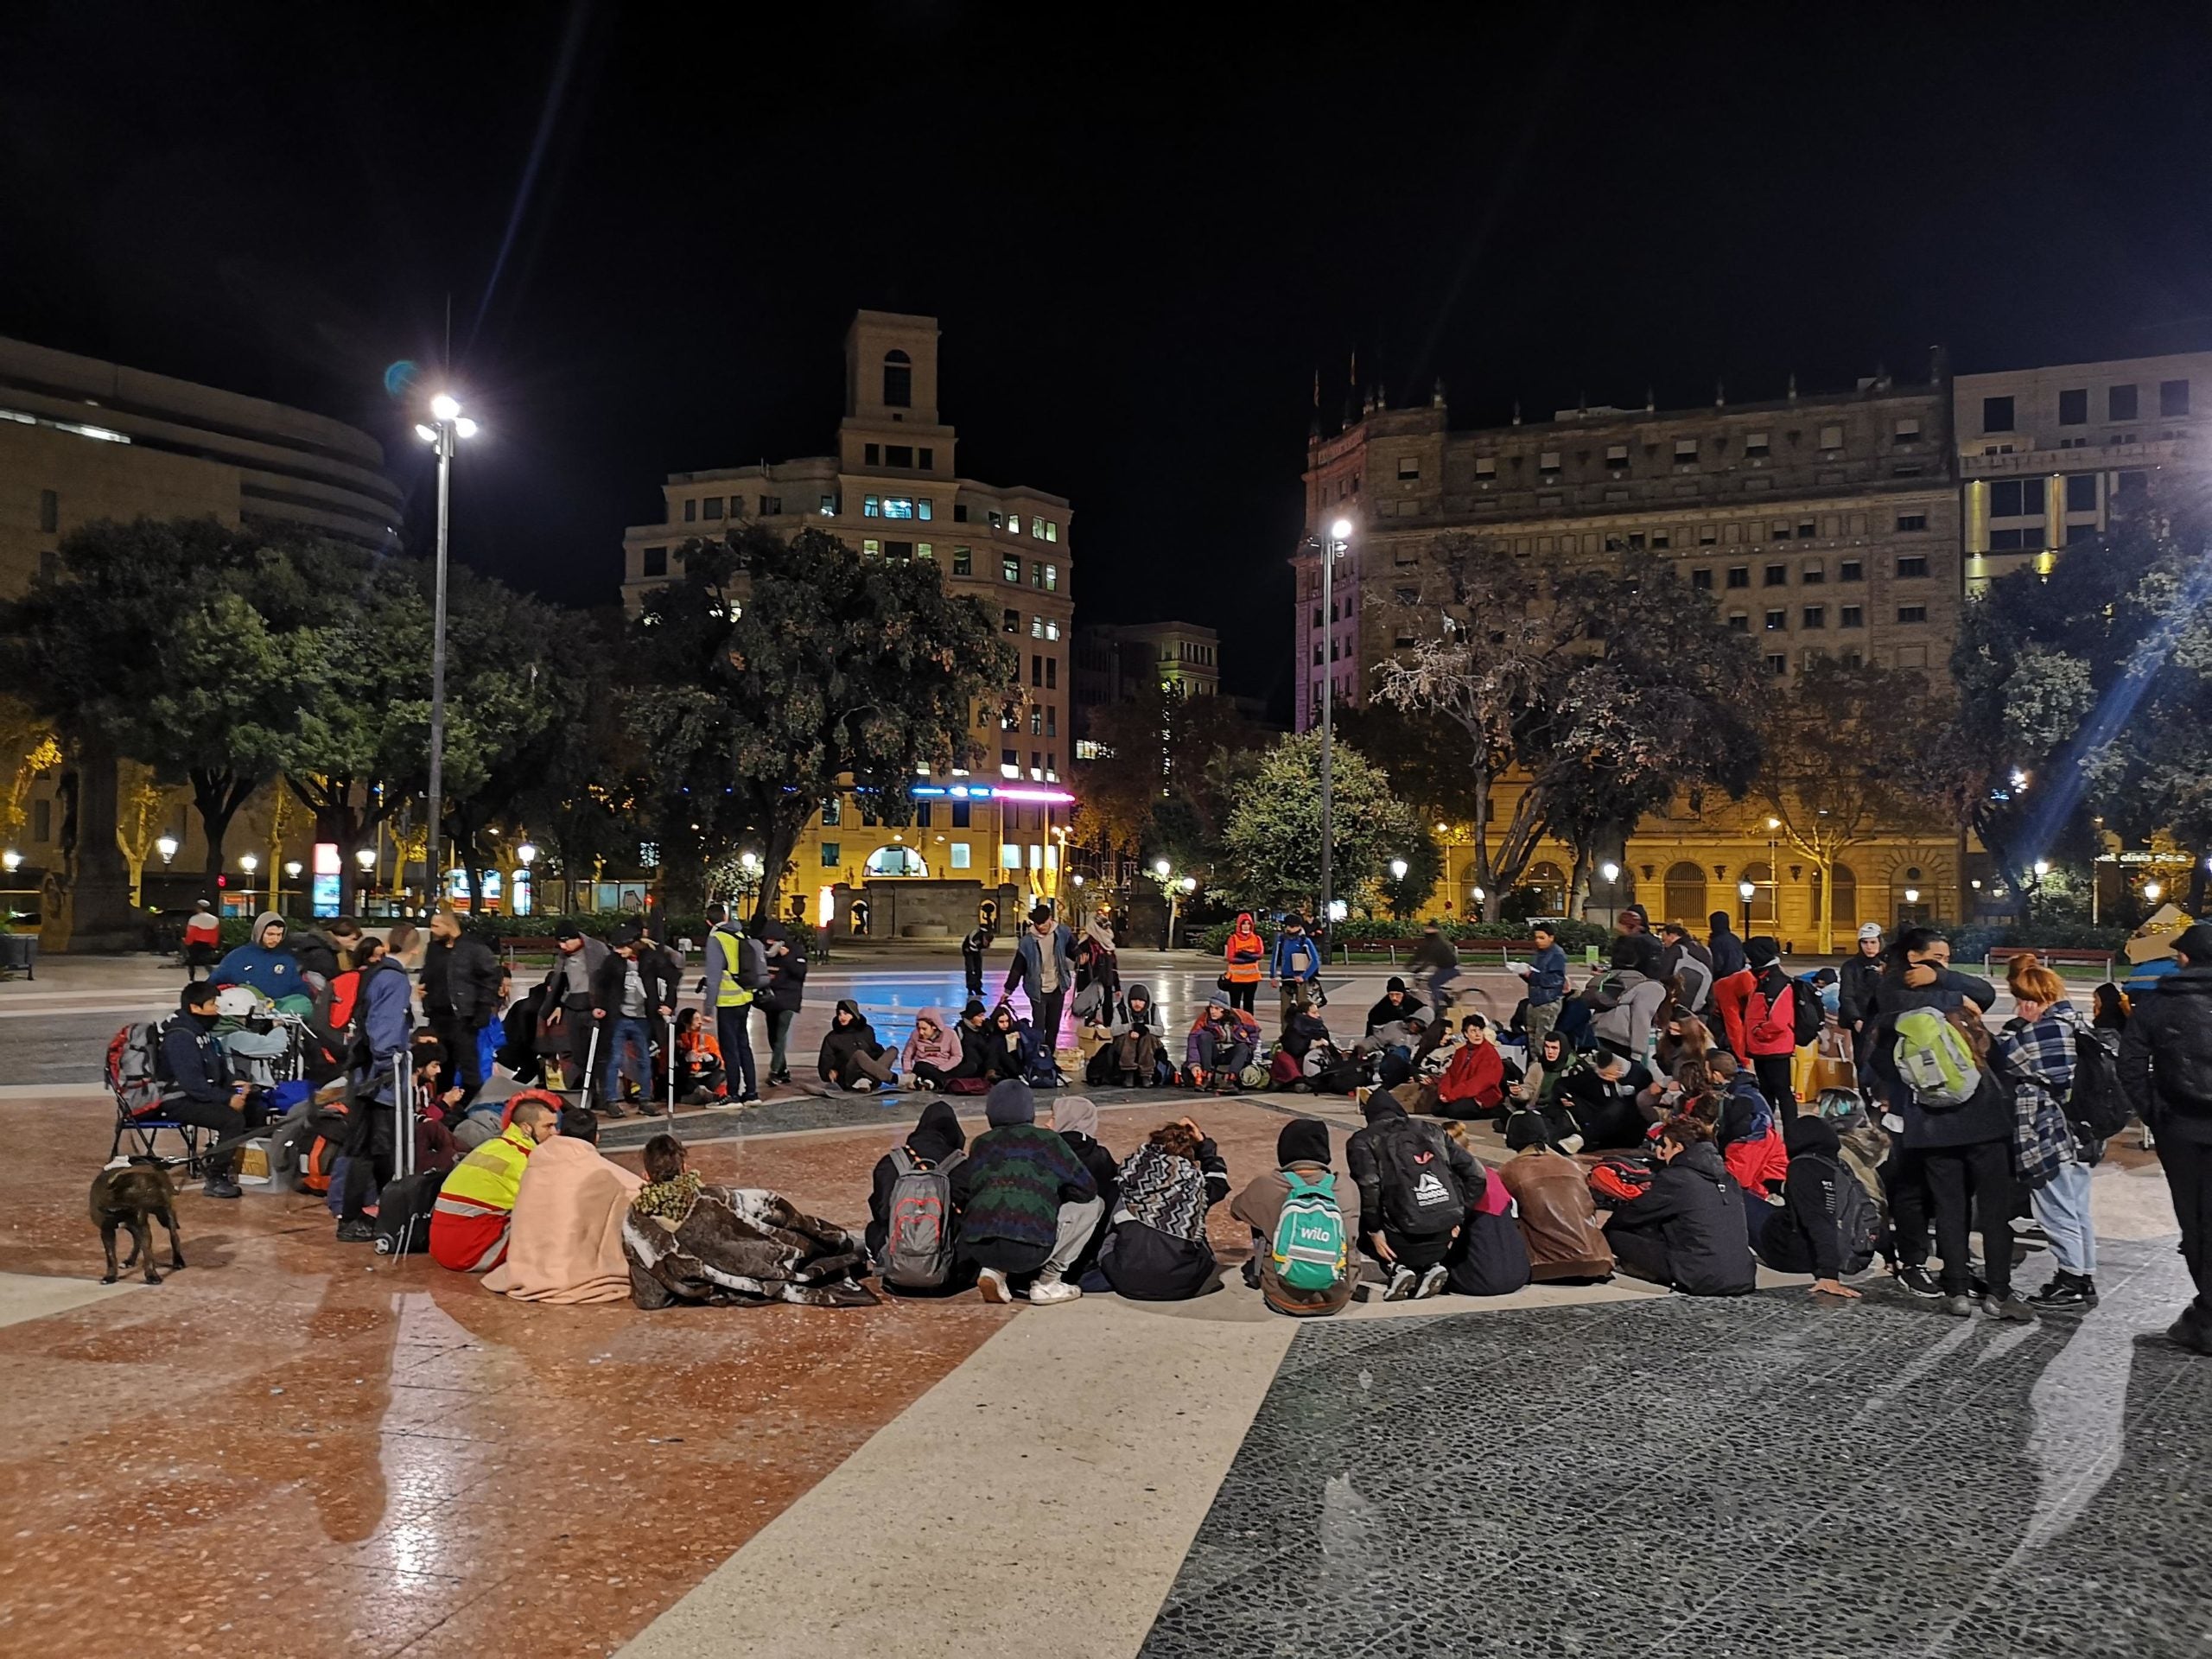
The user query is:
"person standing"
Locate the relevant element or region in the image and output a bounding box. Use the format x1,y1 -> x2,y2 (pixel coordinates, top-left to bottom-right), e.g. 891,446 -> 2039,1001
1713,936 -> 1803,1121
1002,902 -> 1075,1059
702,902 -> 763,1105
758,920 -> 809,1087
594,925 -> 673,1116
1222,912 -> 1267,1015
2120,921 -> 2212,1354
962,919 -> 995,1001
1077,912 -> 1121,1004
1269,912 -> 1325,1030
1837,922 -> 1885,1090
1998,963 -> 2099,1310
1707,909 -> 1748,983
423,906 -> 503,1107
539,925 -> 610,1095
1515,920 -> 1569,1053
336,934 -> 414,1241
182,899 -> 222,980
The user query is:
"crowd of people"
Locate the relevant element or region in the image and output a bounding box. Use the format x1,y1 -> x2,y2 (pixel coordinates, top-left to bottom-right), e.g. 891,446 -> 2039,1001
127,899 -> 2212,1349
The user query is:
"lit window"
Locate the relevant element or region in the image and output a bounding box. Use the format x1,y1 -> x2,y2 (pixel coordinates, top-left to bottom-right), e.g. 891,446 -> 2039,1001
918,499 -> 932,521
863,538 -> 881,556
1045,520 -> 1058,542
863,495 -> 881,518
1032,615 -> 1045,639
1046,620 -> 1060,641
1764,609 -> 1787,631
821,842 -> 842,868
882,497 -> 915,519
1031,515 -> 1046,537
950,842 -> 972,870
953,546 -> 973,575
1002,608 -> 1019,632
1044,563 -> 1058,591
1032,561 -> 1046,588
1002,556 -> 1020,582
1001,842 -> 1022,865
917,542 -> 934,559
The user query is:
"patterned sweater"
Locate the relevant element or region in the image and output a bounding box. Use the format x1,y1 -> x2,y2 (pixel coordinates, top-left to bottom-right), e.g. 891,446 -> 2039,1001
950,1123 -> 1097,1249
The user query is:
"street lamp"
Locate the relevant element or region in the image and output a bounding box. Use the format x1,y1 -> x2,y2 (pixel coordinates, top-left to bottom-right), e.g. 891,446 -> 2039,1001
2,849 -> 20,874
1318,516 -> 1353,945
1390,857 -> 1409,881
1738,877 -> 1756,935
2032,859 -> 2050,878
2145,881 -> 2164,903
415,391 -> 480,915
156,835 -> 178,866
1154,858 -> 1171,880
1471,883 -> 1486,921
239,852 -> 258,908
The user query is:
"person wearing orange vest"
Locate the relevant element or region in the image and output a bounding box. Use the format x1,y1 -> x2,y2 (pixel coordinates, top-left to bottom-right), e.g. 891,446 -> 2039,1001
1223,912 -> 1267,1016
429,1096 -> 558,1272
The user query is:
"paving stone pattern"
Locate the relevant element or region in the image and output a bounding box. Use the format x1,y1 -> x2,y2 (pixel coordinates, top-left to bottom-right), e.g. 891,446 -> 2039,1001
1141,1236 -> 2212,1659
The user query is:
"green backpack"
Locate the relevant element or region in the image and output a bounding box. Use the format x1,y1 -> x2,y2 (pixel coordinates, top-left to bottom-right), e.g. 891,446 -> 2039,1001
1271,1169 -> 1348,1292
1892,1007 -> 1980,1109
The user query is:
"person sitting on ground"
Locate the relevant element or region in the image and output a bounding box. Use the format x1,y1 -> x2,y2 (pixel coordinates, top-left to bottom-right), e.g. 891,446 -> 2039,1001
1589,936 -> 1668,1063
623,1133 -> 877,1307
429,1095 -> 558,1273
1048,1095 -> 1118,1278
1560,1047 -> 1656,1151
1437,1121 -> 1532,1297
1101,981 -> 1167,1087
1604,1115 -> 1758,1296
1655,1013 -> 1718,1077
1497,1112 -> 1615,1281
818,998 -> 899,1091
1185,995 -> 1261,1092
1364,1052 -> 1425,1116
865,1099 -> 972,1292
902,1007 -> 964,1092
1428,1014 -> 1509,1120
182,899 -> 223,980
1346,1082 -> 1484,1300
1096,1117 -> 1231,1301
211,911 -> 308,1004
1511,1029 -> 1587,1149
950,1079 -> 1101,1305
1364,976 -> 1427,1042
1707,1051 -> 1789,1205
1753,1112 -> 1872,1298
987,1002 -> 1030,1083
674,1007 -> 727,1103
1231,1117 -> 1357,1317
484,1108 -> 645,1304
157,980 -> 273,1199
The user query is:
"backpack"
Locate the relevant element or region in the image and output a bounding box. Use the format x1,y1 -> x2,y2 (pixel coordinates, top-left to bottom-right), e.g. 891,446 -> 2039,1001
2063,1015 -> 2131,1141
1748,979 -> 1795,1049
303,968 -> 365,1083
1800,1151 -> 1879,1274
1270,1169 -> 1348,1292
1790,976 -> 1826,1046
301,1099 -> 352,1195
1588,1156 -> 1654,1207
1891,1007 -> 1979,1108
737,933 -> 772,992
372,1171 -> 442,1255
881,1145 -> 966,1290
1375,1117 -> 1466,1236
106,1019 -> 170,1117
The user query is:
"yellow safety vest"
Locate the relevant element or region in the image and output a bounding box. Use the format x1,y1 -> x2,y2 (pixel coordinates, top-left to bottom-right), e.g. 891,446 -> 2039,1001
710,928 -> 753,1009
437,1125 -> 534,1216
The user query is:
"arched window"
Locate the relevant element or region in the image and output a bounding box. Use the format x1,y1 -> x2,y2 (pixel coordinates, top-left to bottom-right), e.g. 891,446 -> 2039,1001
882,349 -> 912,409
1526,861 -> 1567,915
1812,862 -> 1859,927
863,844 -> 928,878
1663,861 -> 1707,925
1741,861 -> 1778,925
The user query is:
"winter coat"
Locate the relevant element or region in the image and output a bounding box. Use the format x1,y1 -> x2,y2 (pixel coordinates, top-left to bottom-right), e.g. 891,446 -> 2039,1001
760,925 -> 809,1016
211,912 -> 306,1001
1524,944 -> 1568,1007
1446,1204 -> 1532,1297
1223,917 -> 1267,985
1001,925 -> 1076,1007
1707,920 -> 1748,982
1560,1062 -> 1655,1152
2120,963 -> 2212,1142
292,929 -> 344,982
1591,969 -> 1666,1059
1435,1040 -> 1506,1114
1110,984 -> 1164,1039
1364,983 -> 1426,1035
424,931 -> 504,1026
1837,952 -> 1885,1032
864,1104 -> 966,1261
359,954 -> 416,1103
901,1008 -> 964,1074
818,1001 -> 889,1085
950,1122 -> 1096,1261
1866,966 -> 2012,1149
1497,1149 -> 1614,1280
1716,1074 -> 1789,1193
158,1011 -> 234,1109
592,948 -> 676,1020
1714,965 -> 1799,1059
1607,1140 -> 1758,1296
1230,1161 -> 1359,1316
1658,938 -> 1716,1013
1271,932 -> 1324,982
1345,1102 -> 1484,1241
1097,1138 -> 1230,1301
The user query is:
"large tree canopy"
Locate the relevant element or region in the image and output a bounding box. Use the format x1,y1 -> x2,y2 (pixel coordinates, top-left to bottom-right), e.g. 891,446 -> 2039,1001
1217,732 -> 1417,915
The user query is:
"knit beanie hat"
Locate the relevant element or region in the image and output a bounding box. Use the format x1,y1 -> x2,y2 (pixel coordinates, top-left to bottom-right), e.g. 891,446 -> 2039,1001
1277,1118 -> 1332,1166
1745,935 -> 1782,969
985,1078 -> 1036,1127
2175,923 -> 2212,966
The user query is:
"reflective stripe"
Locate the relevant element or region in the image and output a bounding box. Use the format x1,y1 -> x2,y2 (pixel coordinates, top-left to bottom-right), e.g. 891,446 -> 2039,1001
438,1127 -> 532,1214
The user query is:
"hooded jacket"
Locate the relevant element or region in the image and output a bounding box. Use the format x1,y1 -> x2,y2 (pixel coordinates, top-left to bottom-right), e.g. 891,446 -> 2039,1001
1837,949 -> 1885,1032
1224,915 -> 1267,984
1345,1096 -> 1484,1241
1109,983 -> 1161,1039
866,1100 -> 968,1259
1865,964 -> 2011,1148
1230,1119 -> 1357,1316
1591,961 -> 1667,1060
211,912 -> 305,1001
1658,936 -> 1715,1013
902,1007 -> 964,1073
1052,1095 -> 1120,1273
950,1081 -> 1097,1263
1758,1114 -> 1862,1279
818,1000 -> 887,1083
158,1008 -> 233,1109
1497,1147 -> 1614,1281
1707,914 -> 1748,982
2120,963 -> 2212,1140
1608,1138 -> 1757,1296
760,923 -> 810,1016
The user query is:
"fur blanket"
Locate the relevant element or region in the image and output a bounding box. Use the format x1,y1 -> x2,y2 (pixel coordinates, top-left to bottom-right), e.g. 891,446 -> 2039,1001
484,1135 -> 643,1305
621,1178 -> 879,1307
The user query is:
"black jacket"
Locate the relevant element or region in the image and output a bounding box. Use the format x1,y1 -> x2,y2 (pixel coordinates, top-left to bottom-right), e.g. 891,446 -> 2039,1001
592,948 -> 676,1020
159,1011 -> 232,1108
2120,964 -> 2212,1139
819,1001 -> 887,1083
424,932 -> 504,1026
1866,965 -> 2010,1148
293,930 -> 343,982
1610,1140 -> 1757,1295
1707,924 -> 1747,982
1364,990 -> 1426,1036
1838,952 -> 1885,1032
760,926 -> 810,1016
1346,1104 -> 1484,1239
1561,1062 -> 1655,1151
1098,1138 -> 1229,1301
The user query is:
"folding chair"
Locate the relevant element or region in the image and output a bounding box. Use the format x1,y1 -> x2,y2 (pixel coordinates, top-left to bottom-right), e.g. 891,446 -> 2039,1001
109,1096 -> 207,1176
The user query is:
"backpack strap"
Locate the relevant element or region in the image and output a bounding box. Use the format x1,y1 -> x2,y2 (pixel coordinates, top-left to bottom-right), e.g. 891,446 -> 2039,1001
890,1145 -> 920,1176
936,1148 -> 966,1178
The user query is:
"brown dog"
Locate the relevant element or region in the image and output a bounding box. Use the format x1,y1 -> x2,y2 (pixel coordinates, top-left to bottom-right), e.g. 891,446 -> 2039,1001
91,1158 -> 185,1285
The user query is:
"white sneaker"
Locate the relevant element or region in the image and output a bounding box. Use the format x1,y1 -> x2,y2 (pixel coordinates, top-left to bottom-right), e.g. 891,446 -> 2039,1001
1415,1265 -> 1448,1300
1027,1274 -> 1081,1306
1382,1265 -> 1418,1302
853,1077 -> 874,1092
976,1267 -> 1013,1304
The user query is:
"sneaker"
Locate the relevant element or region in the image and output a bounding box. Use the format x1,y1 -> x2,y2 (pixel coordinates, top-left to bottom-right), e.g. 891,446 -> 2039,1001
768,1070 -> 793,1087
1382,1264 -> 1418,1302
200,1175 -> 242,1200
1027,1274 -> 1081,1306
852,1078 -> 874,1092
1982,1294 -> 2039,1325
735,1092 -> 762,1106
334,1217 -> 375,1243
1415,1265 -> 1448,1300
2027,1274 -> 2097,1310
1942,1293 -> 1975,1318
976,1267 -> 1013,1305
599,1101 -> 629,1119
703,1096 -> 751,1111
1895,1264 -> 1942,1299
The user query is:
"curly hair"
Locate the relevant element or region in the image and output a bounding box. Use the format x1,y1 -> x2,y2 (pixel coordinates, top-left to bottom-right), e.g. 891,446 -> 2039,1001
1660,1113 -> 1715,1150
1147,1121 -> 1204,1161
642,1132 -> 688,1185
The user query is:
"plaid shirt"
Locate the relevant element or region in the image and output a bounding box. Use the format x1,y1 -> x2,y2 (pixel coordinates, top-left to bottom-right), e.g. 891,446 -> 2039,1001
1995,1002 -> 2079,1187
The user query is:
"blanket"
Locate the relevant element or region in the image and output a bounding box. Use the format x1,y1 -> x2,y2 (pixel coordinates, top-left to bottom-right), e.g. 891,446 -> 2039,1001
622,1180 -> 879,1307
485,1135 -> 643,1305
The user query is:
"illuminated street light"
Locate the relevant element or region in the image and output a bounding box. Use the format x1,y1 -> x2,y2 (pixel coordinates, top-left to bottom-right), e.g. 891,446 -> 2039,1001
1154,858 -> 1170,879
2,850 -> 20,874
1390,858 -> 1409,881
415,391 -> 479,906
1600,861 -> 1621,883
2146,881 -> 2164,902
156,834 -> 178,865
2032,859 -> 2050,877
517,842 -> 537,868
238,854 -> 258,875
1904,887 -> 1921,905
356,847 -> 377,870
1180,875 -> 1196,893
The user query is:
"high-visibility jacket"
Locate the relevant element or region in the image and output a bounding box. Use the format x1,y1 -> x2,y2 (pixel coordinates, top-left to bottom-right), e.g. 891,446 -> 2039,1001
706,925 -> 755,1010
1224,926 -> 1266,985
430,1125 -> 535,1272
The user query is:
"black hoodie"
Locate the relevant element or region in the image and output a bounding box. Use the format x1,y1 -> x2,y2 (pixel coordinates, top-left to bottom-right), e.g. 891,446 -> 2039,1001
1365,978 -> 1426,1036
1760,1115 -> 1853,1278
818,999 -> 885,1083
1610,1139 -> 1757,1295
2120,964 -> 2212,1141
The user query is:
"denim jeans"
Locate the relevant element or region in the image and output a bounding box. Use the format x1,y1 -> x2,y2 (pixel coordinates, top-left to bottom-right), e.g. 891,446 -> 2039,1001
2031,1158 -> 2096,1275
603,1016 -> 651,1103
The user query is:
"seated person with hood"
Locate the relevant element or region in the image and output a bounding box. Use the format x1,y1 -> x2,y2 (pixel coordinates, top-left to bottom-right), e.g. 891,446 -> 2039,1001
1511,1029 -> 1587,1150
866,1099 -> 974,1293
1754,1112 -> 1873,1298
950,1079 -> 1102,1305
1185,995 -> 1262,1092
912,1001 -> 996,1091
1558,1047 -> 1656,1151
1365,1052 -> 1426,1116
1096,1117 -> 1231,1301
901,1007 -> 965,1091
1497,1111 -> 1615,1281
1346,1084 -> 1485,1300
211,911 -> 308,1005
1091,981 -> 1169,1087
486,1108 -> 645,1304
430,1095 -> 560,1273
624,1133 -> 878,1307
1605,1115 -> 1758,1296
986,1002 -> 1033,1083
1708,1052 -> 1789,1208
1048,1095 -> 1119,1278
1231,1117 -> 1357,1317
1588,935 -> 1669,1063
818,998 -> 898,1091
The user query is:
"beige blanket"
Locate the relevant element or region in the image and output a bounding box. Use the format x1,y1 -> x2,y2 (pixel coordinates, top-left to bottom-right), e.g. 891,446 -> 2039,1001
485,1135 -> 643,1304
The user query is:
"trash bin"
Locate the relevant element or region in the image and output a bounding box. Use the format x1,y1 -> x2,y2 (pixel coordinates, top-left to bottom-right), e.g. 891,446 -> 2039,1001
0,933 -> 35,979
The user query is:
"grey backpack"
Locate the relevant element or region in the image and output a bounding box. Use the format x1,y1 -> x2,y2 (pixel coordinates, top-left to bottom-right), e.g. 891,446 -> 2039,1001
881,1145 -> 966,1290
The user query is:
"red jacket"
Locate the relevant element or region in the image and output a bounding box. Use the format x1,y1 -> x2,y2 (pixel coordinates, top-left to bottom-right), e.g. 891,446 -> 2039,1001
1436,1041 -> 1505,1111
1714,968 -> 1798,1058
1724,1128 -> 1789,1195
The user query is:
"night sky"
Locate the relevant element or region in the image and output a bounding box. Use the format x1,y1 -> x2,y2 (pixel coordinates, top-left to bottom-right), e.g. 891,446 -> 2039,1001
7,5 -> 2212,717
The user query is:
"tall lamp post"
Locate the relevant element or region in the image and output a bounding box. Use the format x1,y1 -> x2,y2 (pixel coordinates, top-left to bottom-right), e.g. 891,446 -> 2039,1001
413,392 -> 480,912
1317,517 -> 1352,944
1738,877 -> 1756,937
239,853 -> 259,912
